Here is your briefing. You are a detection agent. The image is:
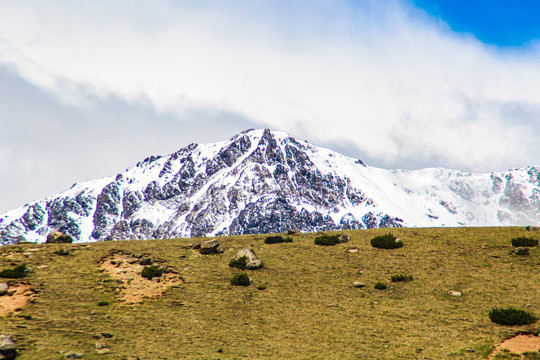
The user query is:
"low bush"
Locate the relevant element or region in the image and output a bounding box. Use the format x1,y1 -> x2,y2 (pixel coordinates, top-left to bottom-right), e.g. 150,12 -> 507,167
264,236 -> 292,244
229,256 -> 248,270
141,266 -> 164,280
54,248 -> 70,256
391,274 -> 413,282
230,273 -> 251,286
0,264 -> 28,278
374,282 -> 388,290
370,233 -> 403,249
314,234 -> 341,246
488,307 -> 537,326
511,237 -> 538,247
98,301 -> 110,306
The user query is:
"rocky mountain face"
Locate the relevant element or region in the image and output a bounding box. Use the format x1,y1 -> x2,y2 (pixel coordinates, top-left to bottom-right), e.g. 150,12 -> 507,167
1,129 -> 540,245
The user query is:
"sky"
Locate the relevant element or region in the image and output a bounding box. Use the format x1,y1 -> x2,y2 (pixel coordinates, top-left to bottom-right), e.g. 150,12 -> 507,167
1,0 -> 540,212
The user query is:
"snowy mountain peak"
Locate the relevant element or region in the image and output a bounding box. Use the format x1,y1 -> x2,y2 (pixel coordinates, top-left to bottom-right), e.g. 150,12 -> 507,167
1,129 -> 539,245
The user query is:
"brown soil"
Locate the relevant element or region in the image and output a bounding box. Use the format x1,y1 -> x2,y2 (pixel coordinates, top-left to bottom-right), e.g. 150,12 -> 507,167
99,253 -> 182,303
491,334 -> 540,358
0,283 -> 31,316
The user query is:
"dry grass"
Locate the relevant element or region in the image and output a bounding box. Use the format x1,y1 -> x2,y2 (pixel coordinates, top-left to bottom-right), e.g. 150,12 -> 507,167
0,227 -> 538,359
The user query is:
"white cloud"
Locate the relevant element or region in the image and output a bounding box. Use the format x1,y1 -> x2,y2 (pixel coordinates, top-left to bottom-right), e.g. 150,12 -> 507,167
0,0 -> 539,175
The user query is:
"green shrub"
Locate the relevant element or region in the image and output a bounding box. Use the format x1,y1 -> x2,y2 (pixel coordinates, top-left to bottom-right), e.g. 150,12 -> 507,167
257,284 -> 267,290
97,301 -> 109,306
141,266 -> 164,280
230,273 -> 251,286
54,248 -> 70,256
283,236 -> 293,243
229,256 -> 248,270
488,307 -> 537,326
314,234 -> 340,246
391,274 -> 413,282
511,237 -> 538,247
0,264 -> 28,278
374,282 -> 387,290
370,233 -> 403,249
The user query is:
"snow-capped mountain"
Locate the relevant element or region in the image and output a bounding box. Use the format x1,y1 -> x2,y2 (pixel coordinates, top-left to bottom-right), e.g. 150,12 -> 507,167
1,129 -> 539,245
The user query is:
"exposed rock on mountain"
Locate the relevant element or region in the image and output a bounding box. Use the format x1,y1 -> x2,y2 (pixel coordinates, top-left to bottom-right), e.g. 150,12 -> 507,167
1,129 -> 539,245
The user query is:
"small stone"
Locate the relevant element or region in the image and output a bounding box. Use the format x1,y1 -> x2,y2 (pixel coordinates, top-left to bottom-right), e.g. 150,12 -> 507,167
96,348 -> 111,355
338,234 -> 349,243
0,284 -> 8,296
95,342 -> 106,350
448,290 -> 462,297
64,352 -> 84,359
353,282 -> 365,288
514,247 -> 530,256
347,248 -> 359,253
152,277 -> 161,282
139,257 -> 152,265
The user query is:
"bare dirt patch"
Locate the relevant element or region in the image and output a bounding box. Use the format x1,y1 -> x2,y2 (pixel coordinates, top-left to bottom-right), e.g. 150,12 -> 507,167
491,334 -> 540,358
99,252 -> 182,303
0,283 -> 31,316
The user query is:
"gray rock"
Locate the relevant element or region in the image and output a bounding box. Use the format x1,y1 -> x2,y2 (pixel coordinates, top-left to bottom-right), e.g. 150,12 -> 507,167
353,282 -> 365,288
199,239 -> 222,254
64,353 -> 84,359
139,257 -> 152,266
338,234 -> 349,243
448,290 -> 462,297
0,284 -> 8,296
232,248 -> 263,270
46,231 -> 73,243
514,247 -> 530,256
0,335 -> 16,360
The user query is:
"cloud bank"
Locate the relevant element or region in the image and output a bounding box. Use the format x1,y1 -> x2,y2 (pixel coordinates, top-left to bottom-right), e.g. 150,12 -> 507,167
0,0 -> 539,210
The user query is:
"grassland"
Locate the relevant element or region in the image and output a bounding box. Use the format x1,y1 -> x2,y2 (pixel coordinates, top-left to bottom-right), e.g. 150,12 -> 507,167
0,227 -> 539,359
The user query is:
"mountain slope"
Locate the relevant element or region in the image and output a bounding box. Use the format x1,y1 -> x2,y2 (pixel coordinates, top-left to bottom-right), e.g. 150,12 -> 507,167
1,129 -> 539,244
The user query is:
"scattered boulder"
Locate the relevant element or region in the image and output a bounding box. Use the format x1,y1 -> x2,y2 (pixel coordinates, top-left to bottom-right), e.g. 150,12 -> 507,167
64,353 -> 84,359
231,249 -> 263,270
514,247 -> 530,256
353,281 -> 365,288
199,239 -> 223,254
347,247 -> 359,253
287,230 -> 296,235
0,283 -> 8,296
338,234 -> 349,243
139,257 -> 152,266
46,231 -> 73,244
448,290 -> 462,297
0,335 -> 17,360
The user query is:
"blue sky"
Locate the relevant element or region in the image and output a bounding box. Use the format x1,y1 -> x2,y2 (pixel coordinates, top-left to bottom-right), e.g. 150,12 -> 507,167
0,0 -> 539,212
411,0 -> 540,46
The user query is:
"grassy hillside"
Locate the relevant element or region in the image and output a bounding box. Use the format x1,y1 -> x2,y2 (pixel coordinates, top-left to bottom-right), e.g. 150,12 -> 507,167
0,227 -> 539,359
